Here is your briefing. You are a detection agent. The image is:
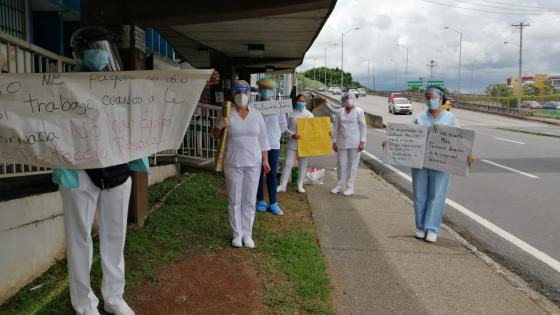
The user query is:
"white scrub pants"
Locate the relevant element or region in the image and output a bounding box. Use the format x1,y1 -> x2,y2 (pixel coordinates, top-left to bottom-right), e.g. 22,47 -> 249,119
60,170 -> 132,314
224,166 -> 261,240
336,148 -> 360,191
279,149 -> 308,189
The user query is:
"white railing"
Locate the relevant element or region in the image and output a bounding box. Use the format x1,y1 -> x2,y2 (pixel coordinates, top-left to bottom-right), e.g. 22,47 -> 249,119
176,103 -> 221,160
0,31 -> 76,178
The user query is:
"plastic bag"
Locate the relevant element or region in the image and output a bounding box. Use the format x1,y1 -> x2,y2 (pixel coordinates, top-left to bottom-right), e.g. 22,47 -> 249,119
304,167 -> 325,185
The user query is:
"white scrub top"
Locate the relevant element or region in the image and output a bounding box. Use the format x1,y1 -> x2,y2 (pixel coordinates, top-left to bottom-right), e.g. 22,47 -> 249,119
225,108 -> 270,168
412,110 -> 460,128
262,113 -> 287,150
284,109 -> 314,150
332,106 -> 367,149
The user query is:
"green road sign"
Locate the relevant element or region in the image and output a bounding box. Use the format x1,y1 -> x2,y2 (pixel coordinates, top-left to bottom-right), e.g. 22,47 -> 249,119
407,80 -> 423,87
427,80 -> 445,87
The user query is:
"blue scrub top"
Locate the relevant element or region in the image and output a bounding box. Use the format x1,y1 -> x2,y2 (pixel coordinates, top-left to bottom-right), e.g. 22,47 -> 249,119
412,110 -> 460,128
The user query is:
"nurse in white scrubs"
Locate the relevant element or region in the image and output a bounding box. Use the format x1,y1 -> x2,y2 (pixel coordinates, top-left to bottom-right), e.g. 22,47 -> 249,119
212,80 -> 271,248
331,92 -> 366,196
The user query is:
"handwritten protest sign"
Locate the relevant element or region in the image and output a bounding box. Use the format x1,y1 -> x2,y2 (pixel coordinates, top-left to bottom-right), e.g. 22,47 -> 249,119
383,123 -> 429,168
423,123 -> 475,176
0,69 -> 212,169
297,117 -> 331,157
249,99 -> 293,115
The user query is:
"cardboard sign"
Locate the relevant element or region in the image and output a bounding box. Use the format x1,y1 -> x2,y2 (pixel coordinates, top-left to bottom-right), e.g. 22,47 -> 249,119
383,123 -> 429,169
0,69 -> 212,169
249,99 -> 293,115
297,117 -> 331,157
423,124 -> 475,176
383,123 -> 475,176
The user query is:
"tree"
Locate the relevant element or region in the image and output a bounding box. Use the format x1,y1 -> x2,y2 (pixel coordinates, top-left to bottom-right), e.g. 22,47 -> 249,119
485,83 -> 509,97
303,67 -> 353,87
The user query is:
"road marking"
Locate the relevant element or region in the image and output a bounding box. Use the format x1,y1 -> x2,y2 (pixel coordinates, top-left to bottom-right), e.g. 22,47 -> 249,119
481,159 -> 539,179
493,137 -> 525,145
362,150 -> 560,274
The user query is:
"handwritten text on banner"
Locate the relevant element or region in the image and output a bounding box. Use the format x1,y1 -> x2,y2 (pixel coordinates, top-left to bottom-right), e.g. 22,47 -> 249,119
0,69 -> 212,169
383,123 -> 429,169
249,99 -> 293,115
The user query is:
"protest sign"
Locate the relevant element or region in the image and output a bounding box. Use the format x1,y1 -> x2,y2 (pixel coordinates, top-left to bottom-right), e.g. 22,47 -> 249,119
383,123 -> 429,168
249,99 -> 293,115
0,69 -> 212,169
423,123 -> 475,176
297,117 -> 331,157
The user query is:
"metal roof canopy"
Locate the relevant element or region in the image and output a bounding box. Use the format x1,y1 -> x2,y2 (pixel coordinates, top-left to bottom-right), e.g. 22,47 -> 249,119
81,0 -> 337,72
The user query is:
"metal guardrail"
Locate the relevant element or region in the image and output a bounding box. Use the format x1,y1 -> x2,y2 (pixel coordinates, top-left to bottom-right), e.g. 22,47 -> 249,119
0,31 -> 77,178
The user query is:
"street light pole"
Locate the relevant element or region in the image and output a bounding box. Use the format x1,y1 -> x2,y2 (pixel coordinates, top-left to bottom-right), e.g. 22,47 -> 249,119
444,26 -> 462,100
324,43 -> 337,87
341,27 -> 360,91
505,40 -> 524,106
396,44 -> 409,90
361,57 -> 370,91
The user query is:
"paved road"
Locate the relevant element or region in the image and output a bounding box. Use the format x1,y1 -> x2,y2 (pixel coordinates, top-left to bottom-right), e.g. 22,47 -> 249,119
321,91 -> 560,302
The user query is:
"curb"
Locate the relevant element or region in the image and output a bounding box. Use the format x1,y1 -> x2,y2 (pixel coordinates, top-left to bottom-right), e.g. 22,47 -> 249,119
360,153 -> 560,315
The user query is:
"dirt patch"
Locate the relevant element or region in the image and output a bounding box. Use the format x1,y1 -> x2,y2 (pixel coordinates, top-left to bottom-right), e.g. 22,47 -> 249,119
127,249 -> 267,315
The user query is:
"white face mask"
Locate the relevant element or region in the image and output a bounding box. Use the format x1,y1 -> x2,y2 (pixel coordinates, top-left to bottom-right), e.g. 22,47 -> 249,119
234,94 -> 249,107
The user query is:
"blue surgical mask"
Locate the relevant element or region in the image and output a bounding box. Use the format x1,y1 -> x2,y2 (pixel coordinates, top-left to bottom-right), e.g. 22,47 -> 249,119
259,89 -> 274,100
83,49 -> 109,71
295,102 -> 306,110
427,96 -> 441,110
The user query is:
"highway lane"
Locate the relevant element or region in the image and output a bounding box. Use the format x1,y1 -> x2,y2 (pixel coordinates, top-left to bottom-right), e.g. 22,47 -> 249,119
320,91 -> 560,299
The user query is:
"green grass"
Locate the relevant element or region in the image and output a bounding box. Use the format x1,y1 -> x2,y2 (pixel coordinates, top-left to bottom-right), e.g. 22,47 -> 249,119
1,170 -> 333,314
532,110 -> 560,120
296,73 -> 326,90
496,127 -> 560,138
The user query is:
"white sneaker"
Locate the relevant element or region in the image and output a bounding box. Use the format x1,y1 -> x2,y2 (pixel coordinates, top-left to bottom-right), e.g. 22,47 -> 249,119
82,308 -> 101,315
104,301 -> 135,315
243,237 -> 255,249
277,186 -> 286,193
330,186 -> 341,194
415,229 -> 426,239
297,185 -> 306,193
231,237 -> 242,248
425,231 -> 438,243
342,188 -> 354,196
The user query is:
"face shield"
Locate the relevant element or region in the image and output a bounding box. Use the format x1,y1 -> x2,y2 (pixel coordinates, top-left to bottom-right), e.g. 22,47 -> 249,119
342,92 -> 356,107
425,87 -> 443,110
232,80 -> 251,107
257,77 -> 277,100
71,27 -> 123,72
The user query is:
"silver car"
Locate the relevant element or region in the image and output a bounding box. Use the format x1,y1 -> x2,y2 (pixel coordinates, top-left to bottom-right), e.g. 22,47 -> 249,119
389,97 -> 413,115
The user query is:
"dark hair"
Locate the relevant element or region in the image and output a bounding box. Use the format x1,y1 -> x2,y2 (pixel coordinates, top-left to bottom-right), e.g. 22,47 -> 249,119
295,94 -> 306,101
425,86 -> 447,105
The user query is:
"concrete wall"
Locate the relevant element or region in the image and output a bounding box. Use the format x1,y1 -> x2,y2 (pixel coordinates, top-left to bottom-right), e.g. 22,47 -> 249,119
0,164 -> 180,303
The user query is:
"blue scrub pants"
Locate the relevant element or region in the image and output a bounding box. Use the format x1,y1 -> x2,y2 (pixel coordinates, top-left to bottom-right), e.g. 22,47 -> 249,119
411,168 -> 450,234
257,149 -> 280,204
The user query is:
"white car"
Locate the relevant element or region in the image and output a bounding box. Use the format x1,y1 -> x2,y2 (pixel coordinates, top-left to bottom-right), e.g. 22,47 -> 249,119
348,88 -> 359,98
357,88 -> 367,97
332,87 -> 342,95
389,97 -> 413,115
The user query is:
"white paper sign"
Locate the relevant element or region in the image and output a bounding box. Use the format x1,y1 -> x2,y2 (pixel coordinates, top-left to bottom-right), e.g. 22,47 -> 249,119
249,99 -> 293,115
383,123 -> 429,168
0,69 -> 212,169
423,124 -> 475,176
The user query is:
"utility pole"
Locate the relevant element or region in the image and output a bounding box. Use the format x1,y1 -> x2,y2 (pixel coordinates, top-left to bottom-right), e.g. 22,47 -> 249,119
426,60 -> 438,81
512,22 -> 529,106
397,44 -> 409,91
341,27 -> 360,91
313,57 -> 316,82
324,43 -> 337,87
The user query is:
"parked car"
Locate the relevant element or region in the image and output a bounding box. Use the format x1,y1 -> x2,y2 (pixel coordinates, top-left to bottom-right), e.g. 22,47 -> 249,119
442,98 -> 455,111
332,87 -> 342,95
318,86 -> 325,91
543,101 -> 560,110
520,101 -> 542,109
328,87 -> 334,93
388,92 -> 404,103
389,97 -> 413,115
357,87 -> 367,97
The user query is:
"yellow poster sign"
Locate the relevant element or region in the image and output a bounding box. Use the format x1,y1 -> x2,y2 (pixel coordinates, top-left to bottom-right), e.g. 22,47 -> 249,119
297,117 -> 332,157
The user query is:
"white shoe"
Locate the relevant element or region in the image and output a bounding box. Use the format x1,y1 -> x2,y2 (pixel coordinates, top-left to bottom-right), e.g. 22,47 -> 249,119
232,237 -> 242,248
82,308 -> 101,315
330,186 -> 341,194
104,301 -> 135,315
297,185 -> 306,193
243,237 -> 255,248
425,231 -> 438,243
342,188 -> 354,196
415,229 -> 426,239
277,186 -> 286,193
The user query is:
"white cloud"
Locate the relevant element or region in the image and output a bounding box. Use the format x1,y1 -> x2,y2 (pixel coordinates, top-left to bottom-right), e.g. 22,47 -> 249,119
298,0 -> 560,92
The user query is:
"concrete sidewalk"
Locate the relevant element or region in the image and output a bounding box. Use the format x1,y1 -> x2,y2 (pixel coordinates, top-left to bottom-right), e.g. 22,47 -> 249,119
306,154 -> 557,315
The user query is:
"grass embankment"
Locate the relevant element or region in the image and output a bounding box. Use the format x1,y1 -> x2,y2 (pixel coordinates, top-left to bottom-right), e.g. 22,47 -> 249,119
1,171 -> 333,314
532,110 -> 560,120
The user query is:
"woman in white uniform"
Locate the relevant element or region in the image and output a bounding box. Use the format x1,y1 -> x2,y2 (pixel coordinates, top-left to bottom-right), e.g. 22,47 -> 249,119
212,80 -> 271,248
331,92 -> 366,196
277,94 -> 314,193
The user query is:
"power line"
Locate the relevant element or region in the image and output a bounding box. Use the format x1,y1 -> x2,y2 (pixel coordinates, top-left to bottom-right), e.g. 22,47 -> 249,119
453,0 -> 560,12
420,0 -> 558,16
468,0 -> 560,11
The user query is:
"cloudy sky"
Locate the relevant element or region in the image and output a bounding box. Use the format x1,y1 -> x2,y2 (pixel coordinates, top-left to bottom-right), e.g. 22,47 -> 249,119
297,0 -> 560,93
